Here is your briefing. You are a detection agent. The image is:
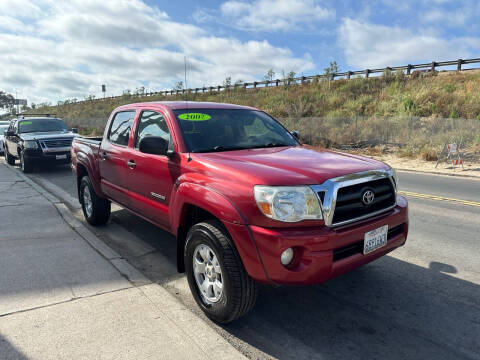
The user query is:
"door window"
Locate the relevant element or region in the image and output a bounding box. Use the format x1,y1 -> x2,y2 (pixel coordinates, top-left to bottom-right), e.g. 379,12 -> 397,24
108,111 -> 135,146
134,111 -> 172,150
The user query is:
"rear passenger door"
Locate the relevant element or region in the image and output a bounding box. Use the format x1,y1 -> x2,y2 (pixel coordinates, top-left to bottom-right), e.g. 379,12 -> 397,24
99,110 -> 136,207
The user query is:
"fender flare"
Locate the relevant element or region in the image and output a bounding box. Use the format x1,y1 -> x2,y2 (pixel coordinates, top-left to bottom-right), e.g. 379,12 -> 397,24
170,182 -> 269,282
74,152 -> 105,198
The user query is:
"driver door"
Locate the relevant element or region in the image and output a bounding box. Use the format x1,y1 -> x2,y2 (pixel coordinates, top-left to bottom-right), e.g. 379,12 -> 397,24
124,109 -> 178,230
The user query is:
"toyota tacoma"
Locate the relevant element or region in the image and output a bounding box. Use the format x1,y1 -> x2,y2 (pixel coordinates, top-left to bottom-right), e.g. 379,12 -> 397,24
71,101 -> 408,323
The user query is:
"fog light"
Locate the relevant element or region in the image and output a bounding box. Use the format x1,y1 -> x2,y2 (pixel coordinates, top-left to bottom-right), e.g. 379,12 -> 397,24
280,248 -> 294,266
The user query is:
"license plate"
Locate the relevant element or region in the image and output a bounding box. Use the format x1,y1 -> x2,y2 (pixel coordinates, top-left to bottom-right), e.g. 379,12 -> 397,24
363,225 -> 388,254
56,154 -> 67,160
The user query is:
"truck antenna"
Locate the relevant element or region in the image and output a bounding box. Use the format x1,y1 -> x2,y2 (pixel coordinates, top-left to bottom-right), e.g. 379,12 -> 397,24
184,55 -> 192,162
184,56 -> 188,106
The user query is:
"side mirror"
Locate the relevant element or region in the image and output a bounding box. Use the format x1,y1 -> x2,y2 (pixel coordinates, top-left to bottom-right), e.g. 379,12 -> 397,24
291,130 -> 299,139
139,136 -> 172,157
71,128 -> 78,134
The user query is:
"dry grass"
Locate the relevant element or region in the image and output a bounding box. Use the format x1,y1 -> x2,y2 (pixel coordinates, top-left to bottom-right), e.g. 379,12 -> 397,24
30,70 -> 480,122
419,146 -> 439,161
28,69 -> 480,158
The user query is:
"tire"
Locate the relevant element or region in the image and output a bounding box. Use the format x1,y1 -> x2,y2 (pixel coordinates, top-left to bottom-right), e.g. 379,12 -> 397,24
185,220 -> 258,324
5,148 -> 15,165
20,151 -> 33,173
79,175 -> 111,226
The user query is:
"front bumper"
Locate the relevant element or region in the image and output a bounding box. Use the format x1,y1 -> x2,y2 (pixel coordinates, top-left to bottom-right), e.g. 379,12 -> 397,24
23,148 -> 71,163
233,195 -> 408,285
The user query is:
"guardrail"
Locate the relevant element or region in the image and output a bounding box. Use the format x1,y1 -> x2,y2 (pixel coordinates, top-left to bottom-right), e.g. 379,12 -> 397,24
52,57 -> 480,106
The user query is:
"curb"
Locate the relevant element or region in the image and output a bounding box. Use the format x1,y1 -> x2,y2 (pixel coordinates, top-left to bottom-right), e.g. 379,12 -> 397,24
395,167 -> 480,180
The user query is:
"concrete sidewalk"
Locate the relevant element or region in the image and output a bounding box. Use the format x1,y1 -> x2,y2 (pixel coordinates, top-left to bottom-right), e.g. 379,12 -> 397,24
0,163 -> 244,360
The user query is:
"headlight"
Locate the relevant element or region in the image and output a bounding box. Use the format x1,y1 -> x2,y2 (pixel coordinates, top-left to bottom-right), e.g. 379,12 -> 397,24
23,140 -> 39,149
254,185 -> 322,222
390,168 -> 398,192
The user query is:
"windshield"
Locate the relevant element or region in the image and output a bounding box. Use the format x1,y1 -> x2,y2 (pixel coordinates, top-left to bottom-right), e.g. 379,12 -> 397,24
174,109 -> 298,153
18,119 -> 69,133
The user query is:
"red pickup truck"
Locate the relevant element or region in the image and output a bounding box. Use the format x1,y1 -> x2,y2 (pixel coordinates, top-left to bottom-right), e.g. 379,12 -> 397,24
71,101 -> 408,323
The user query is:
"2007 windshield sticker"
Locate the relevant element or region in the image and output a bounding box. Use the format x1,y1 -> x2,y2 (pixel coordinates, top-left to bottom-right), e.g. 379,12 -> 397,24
178,113 -> 211,121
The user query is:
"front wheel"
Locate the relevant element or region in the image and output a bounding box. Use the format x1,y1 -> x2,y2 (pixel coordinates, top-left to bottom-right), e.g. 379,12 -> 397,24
20,151 -> 33,173
79,176 -> 111,226
185,220 -> 258,324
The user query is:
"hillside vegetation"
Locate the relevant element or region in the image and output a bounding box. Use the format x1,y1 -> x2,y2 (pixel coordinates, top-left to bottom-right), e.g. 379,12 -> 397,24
29,70 -> 480,157
31,70 -> 480,119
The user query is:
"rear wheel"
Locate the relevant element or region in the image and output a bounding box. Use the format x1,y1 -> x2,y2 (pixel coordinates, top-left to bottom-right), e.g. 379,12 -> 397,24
5,148 -> 15,165
185,220 -> 258,324
79,176 -> 111,226
20,151 -> 33,173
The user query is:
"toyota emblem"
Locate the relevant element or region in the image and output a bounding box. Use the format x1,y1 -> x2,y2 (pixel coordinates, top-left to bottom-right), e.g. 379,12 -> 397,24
362,190 -> 375,206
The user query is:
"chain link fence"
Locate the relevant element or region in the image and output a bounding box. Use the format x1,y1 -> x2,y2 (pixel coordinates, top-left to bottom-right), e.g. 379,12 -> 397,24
277,117 -> 480,150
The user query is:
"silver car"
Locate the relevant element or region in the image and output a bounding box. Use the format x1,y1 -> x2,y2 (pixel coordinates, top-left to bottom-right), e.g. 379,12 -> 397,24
0,121 -> 11,154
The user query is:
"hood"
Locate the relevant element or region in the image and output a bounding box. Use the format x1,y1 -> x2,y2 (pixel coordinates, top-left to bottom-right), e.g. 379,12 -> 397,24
192,146 -> 389,186
19,131 -> 76,141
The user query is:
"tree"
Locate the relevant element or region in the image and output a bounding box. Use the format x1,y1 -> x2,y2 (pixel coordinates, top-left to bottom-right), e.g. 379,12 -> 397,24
324,61 -> 339,81
264,68 -> 275,85
0,91 -> 15,109
282,70 -> 296,86
174,81 -> 184,91
223,76 -> 232,88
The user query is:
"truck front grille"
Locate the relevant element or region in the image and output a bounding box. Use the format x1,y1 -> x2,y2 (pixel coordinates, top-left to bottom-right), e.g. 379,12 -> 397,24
40,138 -> 73,148
311,169 -> 397,227
332,178 -> 396,224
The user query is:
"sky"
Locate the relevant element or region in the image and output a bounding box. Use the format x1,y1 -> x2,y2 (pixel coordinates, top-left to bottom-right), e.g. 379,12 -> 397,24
0,0 -> 479,105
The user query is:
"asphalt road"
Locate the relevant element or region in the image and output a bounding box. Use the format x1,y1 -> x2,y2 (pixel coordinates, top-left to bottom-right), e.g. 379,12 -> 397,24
6,160 -> 480,360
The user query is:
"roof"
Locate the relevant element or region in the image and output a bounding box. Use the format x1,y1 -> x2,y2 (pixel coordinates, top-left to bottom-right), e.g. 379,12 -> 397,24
17,117 -> 61,121
117,101 -> 258,111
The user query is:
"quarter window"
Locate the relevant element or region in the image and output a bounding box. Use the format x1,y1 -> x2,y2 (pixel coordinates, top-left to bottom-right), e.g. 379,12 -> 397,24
108,111 -> 135,146
134,111 -> 171,149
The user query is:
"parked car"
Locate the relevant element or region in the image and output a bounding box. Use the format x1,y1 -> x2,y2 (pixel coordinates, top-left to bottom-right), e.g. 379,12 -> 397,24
0,120 -> 11,154
71,101 -> 408,323
4,115 -> 78,172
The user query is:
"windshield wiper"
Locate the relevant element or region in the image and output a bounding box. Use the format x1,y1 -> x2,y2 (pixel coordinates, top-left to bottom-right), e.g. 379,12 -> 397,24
191,145 -> 250,153
250,142 -> 291,149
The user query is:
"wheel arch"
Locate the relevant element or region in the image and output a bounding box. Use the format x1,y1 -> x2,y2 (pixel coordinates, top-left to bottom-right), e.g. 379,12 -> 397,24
172,183 -> 268,282
75,159 -> 105,199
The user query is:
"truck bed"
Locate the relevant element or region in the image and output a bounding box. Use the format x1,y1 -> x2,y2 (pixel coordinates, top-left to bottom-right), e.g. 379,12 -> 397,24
75,136 -> 102,144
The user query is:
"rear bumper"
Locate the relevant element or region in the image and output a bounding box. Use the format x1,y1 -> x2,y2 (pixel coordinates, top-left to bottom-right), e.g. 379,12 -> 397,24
234,195 -> 408,285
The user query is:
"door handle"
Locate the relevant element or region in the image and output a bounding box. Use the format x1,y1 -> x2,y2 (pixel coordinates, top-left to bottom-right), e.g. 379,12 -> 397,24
127,160 -> 136,169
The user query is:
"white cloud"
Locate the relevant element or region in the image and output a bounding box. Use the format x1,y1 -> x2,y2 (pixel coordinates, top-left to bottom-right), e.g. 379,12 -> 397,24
0,16 -> 33,33
338,18 -> 478,68
0,0 -> 314,104
220,0 -> 335,32
0,0 -> 43,18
